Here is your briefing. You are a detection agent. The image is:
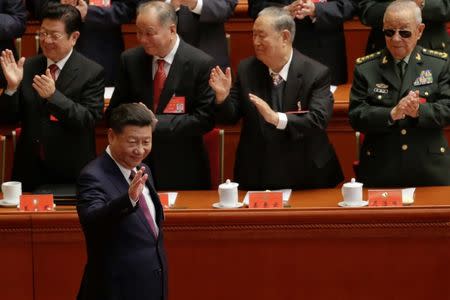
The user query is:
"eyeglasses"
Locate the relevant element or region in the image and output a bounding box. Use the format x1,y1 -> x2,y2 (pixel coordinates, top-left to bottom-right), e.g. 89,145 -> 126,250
37,31 -> 66,42
383,29 -> 412,38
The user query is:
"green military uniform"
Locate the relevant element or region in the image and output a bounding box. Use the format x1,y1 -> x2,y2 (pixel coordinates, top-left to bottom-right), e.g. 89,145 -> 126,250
358,0 -> 450,55
349,46 -> 450,187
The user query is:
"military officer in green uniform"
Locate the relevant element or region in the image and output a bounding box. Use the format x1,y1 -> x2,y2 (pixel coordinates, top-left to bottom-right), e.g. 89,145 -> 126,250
358,0 -> 450,55
349,0 -> 450,187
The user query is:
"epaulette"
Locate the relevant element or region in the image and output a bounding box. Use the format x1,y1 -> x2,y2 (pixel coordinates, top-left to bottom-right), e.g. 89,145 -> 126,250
356,51 -> 382,65
422,48 -> 448,60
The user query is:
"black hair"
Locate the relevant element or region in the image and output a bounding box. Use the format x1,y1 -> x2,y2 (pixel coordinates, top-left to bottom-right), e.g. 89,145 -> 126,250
107,103 -> 154,133
42,3 -> 82,35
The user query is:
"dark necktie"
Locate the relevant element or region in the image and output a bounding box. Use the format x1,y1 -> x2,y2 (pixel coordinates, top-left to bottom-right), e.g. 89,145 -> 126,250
130,170 -> 158,238
397,60 -> 407,80
153,59 -> 166,111
48,64 -> 58,81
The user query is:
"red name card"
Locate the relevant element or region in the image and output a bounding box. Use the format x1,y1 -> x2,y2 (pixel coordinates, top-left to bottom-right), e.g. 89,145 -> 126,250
90,0 -> 111,7
249,192 -> 283,209
368,189 -> 402,207
20,194 -> 54,212
158,193 -> 169,209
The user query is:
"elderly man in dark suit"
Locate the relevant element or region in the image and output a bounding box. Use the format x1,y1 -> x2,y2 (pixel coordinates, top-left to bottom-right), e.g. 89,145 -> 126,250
349,0 -> 450,187
0,0 -> 27,88
166,0 -> 238,69
210,6 -> 343,190
108,1 -> 215,190
77,103 -> 167,300
358,0 -> 450,55
0,4 -> 104,191
248,0 -> 356,85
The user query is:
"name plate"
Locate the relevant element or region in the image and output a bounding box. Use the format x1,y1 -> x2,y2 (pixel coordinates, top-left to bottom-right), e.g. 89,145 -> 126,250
158,193 -> 169,209
368,189 -> 402,207
20,194 -> 54,211
90,0 -> 111,7
249,192 -> 283,209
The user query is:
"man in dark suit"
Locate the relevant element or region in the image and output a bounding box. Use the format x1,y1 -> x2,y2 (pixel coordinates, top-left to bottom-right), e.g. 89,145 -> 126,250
35,0 -> 139,86
0,0 -> 27,88
210,6 -> 343,190
349,0 -> 450,187
166,0 -> 238,69
77,103 -> 167,300
0,4 -> 104,192
248,0 -> 356,85
358,0 -> 450,55
108,1 -> 215,190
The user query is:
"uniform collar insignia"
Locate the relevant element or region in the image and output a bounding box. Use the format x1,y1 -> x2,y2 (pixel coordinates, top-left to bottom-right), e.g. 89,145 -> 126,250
415,53 -> 421,61
382,56 -> 388,64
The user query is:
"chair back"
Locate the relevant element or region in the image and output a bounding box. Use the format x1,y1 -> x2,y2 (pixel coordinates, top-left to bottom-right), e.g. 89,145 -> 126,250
203,128 -> 224,189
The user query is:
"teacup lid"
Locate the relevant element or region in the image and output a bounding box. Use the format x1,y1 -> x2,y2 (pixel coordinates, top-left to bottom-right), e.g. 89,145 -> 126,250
343,178 -> 363,188
219,179 -> 239,189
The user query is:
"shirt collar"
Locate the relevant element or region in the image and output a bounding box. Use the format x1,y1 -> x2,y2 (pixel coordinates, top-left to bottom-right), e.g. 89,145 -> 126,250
268,49 -> 293,82
47,48 -> 73,70
153,35 -> 180,66
106,146 -> 134,182
395,54 -> 411,65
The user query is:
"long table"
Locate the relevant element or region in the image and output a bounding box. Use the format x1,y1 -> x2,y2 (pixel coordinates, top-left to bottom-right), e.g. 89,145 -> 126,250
1,187 -> 450,300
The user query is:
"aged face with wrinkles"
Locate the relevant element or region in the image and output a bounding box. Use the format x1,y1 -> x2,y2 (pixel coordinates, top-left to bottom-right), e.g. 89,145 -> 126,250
383,9 -> 424,60
252,15 -> 289,68
136,8 -> 177,58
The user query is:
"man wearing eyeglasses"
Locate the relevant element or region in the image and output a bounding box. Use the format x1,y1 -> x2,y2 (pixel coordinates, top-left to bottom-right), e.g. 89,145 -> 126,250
0,3 -> 104,192
349,0 -> 450,187
358,0 -> 450,55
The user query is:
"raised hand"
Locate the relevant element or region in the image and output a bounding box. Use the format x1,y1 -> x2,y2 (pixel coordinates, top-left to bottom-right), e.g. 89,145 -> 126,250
0,49 -> 25,91
209,66 -> 232,104
248,93 -> 279,126
32,68 -> 56,99
129,166 -> 149,201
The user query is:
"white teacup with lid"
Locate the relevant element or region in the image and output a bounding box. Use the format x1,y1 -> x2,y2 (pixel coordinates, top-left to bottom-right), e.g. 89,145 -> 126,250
218,179 -> 239,207
341,178 -> 363,206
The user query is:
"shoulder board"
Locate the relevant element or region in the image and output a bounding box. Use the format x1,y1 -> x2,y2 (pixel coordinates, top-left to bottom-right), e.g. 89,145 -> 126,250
422,48 -> 448,60
356,51 -> 382,65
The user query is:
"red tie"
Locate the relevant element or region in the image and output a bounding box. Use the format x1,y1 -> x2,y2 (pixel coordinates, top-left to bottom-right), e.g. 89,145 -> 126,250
153,59 -> 166,111
130,171 -> 158,238
48,64 -> 58,80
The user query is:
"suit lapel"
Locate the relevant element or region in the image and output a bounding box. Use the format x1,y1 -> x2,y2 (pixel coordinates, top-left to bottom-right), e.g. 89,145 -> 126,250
155,41 -> 187,114
56,51 -> 78,92
379,50 -> 401,95
140,50 -> 153,108
283,51 -> 303,112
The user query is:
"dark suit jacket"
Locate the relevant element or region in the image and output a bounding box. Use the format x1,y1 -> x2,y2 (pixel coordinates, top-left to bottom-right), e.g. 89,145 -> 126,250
349,46 -> 450,187
0,50 -> 104,191
216,50 -> 344,190
248,0 -> 356,85
177,0 -> 238,68
77,153 -> 167,300
358,0 -> 450,55
108,40 -> 215,190
0,0 -> 27,88
38,0 -> 138,85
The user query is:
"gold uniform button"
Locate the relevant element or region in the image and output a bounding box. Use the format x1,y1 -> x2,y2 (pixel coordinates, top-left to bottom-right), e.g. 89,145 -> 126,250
366,150 -> 371,156
402,144 -> 408,151
401,129 -> 407,135
424,91 -> 429,96
441,147 -> 445,153
377,95 -> 382,100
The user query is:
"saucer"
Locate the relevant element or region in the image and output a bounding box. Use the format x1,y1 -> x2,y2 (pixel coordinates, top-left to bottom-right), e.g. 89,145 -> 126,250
212,202 -> 244,209
0,199 -> 19,207
338,200 -> 368,207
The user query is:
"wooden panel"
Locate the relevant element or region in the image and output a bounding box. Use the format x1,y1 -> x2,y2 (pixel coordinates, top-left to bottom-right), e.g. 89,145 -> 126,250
0,215 -> 33,300
32,214 -> 85,300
